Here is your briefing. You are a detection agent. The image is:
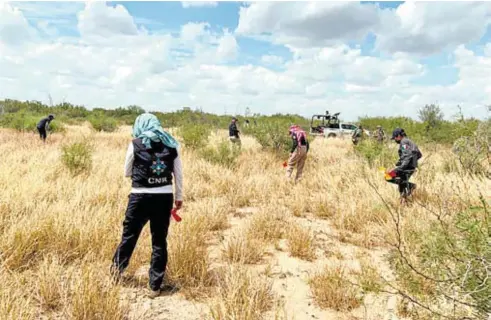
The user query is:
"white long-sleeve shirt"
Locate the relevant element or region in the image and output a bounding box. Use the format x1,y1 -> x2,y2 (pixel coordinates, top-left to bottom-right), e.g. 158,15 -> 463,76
124,142 -> 183,201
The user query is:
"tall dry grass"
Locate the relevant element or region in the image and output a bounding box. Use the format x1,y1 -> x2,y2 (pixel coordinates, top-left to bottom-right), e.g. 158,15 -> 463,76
0,125 -> 489,319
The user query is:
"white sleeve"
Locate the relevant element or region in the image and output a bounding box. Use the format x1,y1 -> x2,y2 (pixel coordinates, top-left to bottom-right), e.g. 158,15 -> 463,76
173,148 -> 183,201
124,143 -> 134,178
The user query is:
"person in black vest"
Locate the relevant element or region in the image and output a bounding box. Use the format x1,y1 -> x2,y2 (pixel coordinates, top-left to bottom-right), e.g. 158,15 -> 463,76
111,113 -> 183,299
36,114 -> 55,142
387,128 -> 422,203
229,117 -> 241,147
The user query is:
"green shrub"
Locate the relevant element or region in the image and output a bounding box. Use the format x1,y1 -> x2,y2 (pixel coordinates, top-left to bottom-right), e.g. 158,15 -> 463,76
245,120 -> 293,156
0,112 -> 65,133
200,140 -> 241,168
178,124 -> 211,149
353,139 -> 398,169
389,203 -> 491,318
61,140 -> 93,175
88,116 -> 118,132
452,119 -> 490,177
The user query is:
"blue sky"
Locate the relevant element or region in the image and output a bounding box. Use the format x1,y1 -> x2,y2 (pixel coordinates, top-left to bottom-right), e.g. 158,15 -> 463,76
28,0 -> 480,85
1,1 -> 491,120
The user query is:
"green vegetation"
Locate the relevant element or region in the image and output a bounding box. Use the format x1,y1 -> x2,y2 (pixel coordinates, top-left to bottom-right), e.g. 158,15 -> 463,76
61,140 -> 94,175
177,124 -> 212,149
200,140 -> 242,169
243,117 -> 309,156
88,114 -> 118,132
353,139 -> 398,169
0,98 -> 488,150
389,202 -> 491,319
359,105 -> 481,145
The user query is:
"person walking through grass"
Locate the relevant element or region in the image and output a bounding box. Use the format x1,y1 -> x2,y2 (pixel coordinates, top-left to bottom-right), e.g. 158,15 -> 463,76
386,128 -> 422,203
351,124 -> 364,145
229,116 -> 241,147
36,114 -> 55,142
286,125 -> 309,183
111,113 -> 183,299
374,125 -> 386,143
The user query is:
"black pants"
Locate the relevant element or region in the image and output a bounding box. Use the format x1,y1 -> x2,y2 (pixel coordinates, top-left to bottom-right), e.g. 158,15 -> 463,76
387,171 -> 416,196
112,193 -> 173,291
37,127 -> 47,141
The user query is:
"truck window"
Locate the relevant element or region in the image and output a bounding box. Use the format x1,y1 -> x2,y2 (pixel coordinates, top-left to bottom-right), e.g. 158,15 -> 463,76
327,123 -> 339,129
342,124 -> 356,130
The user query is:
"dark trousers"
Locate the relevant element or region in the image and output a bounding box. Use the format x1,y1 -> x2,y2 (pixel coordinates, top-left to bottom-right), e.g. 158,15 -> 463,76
387,171 -> 416,196
112,193 -> 173,291
37,127 -> 47,141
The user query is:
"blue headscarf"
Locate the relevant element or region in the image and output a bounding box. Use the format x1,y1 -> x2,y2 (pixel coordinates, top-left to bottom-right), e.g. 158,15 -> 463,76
132,113 -> 179,149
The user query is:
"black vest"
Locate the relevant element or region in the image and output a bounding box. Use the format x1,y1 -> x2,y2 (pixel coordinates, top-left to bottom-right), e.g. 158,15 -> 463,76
131,139 -> 177,188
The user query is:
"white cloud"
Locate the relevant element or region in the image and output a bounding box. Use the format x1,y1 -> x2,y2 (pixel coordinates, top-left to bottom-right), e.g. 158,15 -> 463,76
181,1 -> 218,9
0,1 -> 490,121
236,2 -> 383,48
216,30 -> 238,61
261,55 -> 284,66
0,2 -> 33,45
77,1 -> 140,38
236,1 -> 491,56
376,2 -> 491,55
180,22 -> 209,43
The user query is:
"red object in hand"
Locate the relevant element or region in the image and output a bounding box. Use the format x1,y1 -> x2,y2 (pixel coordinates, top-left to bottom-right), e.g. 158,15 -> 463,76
282,161 -> 287,168
388,170 -> 396,178
171,208 -> 182,222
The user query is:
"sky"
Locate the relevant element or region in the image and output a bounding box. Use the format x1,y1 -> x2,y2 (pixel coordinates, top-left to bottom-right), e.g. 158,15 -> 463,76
1,1 -> 491,121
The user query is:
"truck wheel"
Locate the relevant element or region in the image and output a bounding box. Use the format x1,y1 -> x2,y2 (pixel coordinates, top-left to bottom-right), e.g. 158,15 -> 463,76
327,133 -> 336,138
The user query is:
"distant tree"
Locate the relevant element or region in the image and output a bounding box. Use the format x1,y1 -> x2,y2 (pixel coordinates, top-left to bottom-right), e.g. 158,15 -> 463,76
418,104 -> 444,131
126,105 -> 145,114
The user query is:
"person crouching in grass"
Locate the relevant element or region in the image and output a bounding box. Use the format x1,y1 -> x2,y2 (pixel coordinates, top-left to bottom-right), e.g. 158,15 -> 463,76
111,113 -> 183,299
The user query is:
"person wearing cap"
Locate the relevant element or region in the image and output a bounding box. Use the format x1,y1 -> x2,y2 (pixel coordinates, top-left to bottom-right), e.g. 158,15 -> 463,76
36,114 -> 55,142
286,125 -> 309,182
374,125 -> 386,143
387,128 -> 423,201
229,117 -> 241,147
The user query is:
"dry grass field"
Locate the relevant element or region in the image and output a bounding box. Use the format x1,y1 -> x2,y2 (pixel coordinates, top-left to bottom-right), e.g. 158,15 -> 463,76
0,124 -> 489,320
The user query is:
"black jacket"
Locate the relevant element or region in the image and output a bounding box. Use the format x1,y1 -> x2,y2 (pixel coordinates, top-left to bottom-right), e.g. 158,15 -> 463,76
395,137 -> 422,173
131,139 -> 177,188
229,122 -> 239,138
37,117 -> 52,129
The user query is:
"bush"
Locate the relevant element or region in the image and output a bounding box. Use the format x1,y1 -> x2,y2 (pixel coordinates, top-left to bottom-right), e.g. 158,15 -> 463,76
452,119 -> 490,177
60,140 -> 93,175
88,116 -> 118,132
389,203 -> 491,318
245,120 -> 293,156
0,112 -> 65,133
200,140 -> 241,168
354,139 -> 398,168
178,124 -> 211,149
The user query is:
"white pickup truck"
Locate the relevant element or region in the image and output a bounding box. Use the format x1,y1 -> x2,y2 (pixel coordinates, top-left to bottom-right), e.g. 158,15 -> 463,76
309,112 -> 370,138
325,123 -> 360,138
311,122 -> 360,138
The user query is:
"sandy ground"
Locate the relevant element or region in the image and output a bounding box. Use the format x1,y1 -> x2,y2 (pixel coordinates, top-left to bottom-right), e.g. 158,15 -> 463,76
119,206 -> 405,320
